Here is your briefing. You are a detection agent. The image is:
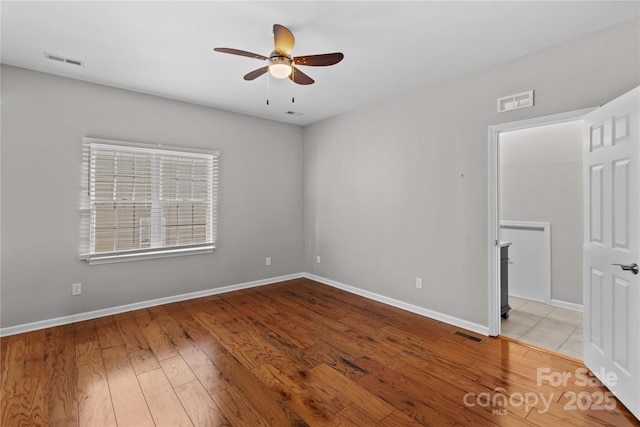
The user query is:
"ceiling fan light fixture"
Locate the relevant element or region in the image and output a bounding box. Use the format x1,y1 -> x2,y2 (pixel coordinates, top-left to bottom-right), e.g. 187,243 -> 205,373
269,56 -> 292,79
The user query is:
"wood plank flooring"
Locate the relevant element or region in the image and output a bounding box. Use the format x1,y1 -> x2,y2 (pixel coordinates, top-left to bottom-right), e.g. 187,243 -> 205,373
1,278 -> 638,426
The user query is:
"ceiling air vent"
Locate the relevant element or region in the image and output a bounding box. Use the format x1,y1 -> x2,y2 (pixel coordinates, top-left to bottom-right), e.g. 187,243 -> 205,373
43,52 -> 84,67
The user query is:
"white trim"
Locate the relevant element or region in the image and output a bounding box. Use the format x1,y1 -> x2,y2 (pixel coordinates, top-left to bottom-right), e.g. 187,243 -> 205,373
501,220 -> 551,305
304,273 -> 490,336
488,125 -> 501,336
1,272 -> 492,338
487,107 -> 596,336
83,246 -> 214,265
0,273 -> 304,337
489,107 -> 596,134
550,299 -> 584,312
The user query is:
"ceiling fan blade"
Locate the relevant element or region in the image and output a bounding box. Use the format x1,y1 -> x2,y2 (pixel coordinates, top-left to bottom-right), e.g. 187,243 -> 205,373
244,66 -> 269,81
294,52 -> 344,67
214,47 -> 268,61
289,66 -> 314,85
273,24 -> 295,56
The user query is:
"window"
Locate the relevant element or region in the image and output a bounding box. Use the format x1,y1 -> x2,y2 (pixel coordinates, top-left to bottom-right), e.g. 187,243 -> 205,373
80,137 -> 219,264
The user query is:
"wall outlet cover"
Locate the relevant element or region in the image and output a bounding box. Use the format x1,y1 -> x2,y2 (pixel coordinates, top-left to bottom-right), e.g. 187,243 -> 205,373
72,283 -> 82,295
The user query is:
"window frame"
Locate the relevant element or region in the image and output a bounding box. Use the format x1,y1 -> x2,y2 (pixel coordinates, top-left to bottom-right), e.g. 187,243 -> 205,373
80,137 -> 219,265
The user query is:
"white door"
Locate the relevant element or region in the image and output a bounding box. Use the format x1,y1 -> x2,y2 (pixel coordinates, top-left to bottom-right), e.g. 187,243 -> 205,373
584,86 -> 639,419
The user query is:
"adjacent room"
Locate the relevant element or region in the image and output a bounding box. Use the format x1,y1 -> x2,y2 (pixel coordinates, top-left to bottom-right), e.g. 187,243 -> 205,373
1,1 -> 639,426
499,120 -> 584,358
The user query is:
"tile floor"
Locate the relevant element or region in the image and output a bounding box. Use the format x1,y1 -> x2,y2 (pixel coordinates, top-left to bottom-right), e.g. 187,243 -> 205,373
501,296 -> 583,359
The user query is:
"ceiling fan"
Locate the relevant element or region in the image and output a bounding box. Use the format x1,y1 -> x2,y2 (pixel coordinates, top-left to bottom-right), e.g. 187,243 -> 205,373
214,24 -> 344,85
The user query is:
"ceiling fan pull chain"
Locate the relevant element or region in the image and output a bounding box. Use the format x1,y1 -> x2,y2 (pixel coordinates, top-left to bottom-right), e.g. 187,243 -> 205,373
291,68 -> 295,103
266,73 -> 270,106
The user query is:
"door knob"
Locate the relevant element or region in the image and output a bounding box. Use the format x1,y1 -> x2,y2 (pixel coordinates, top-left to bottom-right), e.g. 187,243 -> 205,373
612,263 -> 639,275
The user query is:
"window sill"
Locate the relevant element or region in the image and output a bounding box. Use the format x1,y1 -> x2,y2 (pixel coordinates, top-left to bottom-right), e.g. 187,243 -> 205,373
81,246 -> 214,265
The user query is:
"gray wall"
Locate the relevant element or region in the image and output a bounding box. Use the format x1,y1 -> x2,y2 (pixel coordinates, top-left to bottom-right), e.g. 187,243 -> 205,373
1,65 -> 305,328
500,121 -> 583,305
2,18 -> 639,331
304,18 -> 640,327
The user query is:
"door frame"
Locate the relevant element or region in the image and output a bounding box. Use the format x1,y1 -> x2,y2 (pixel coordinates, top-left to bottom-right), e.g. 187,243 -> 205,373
487,107 -> 596,336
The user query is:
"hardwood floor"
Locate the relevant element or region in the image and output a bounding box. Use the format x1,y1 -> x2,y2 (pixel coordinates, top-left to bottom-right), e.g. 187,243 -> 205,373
1,278 -> 638,426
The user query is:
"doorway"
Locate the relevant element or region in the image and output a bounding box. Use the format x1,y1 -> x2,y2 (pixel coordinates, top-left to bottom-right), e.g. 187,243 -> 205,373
489,88 -> 640,420
487,108 -> 596,341
498,120 -> 583,358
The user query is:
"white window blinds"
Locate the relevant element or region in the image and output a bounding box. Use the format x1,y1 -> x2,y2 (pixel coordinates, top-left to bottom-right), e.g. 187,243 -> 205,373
80,137 -> 219,264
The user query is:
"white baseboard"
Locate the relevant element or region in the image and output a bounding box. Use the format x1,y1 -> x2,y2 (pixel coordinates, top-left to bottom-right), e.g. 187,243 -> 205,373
508,291 -> 546,304
0,273 -> 304,337
1,272 -> 491,338
550,299 -> 583,312
303,273 -> 490,336
509,294 -> 584,312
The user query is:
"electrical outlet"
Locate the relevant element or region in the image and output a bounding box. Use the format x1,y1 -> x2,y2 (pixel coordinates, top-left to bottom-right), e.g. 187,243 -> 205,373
266,257 -> 271,266
415,278 -> 423,290
72,283 -> 82,296
316,255 -> 321,264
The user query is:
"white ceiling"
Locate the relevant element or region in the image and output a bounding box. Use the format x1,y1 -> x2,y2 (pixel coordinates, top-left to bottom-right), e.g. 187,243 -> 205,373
2,1 -> 638,126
